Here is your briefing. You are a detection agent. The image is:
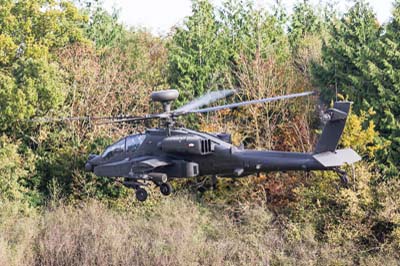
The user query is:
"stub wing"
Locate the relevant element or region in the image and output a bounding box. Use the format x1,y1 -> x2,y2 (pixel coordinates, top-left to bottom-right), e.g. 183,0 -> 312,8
93,156 -> 172,178
136,157 -> 172,169
313,148 -> 361,167
132,157 -> 172,172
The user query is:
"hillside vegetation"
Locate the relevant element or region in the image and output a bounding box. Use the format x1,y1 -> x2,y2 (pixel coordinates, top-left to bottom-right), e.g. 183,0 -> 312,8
0,0 -> 399,265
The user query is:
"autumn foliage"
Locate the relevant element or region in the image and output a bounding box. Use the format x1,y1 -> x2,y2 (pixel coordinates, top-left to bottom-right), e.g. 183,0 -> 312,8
0,0 -> 399,265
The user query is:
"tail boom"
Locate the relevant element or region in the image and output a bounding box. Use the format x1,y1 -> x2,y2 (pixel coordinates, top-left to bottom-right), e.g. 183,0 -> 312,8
233,149 -> 360,174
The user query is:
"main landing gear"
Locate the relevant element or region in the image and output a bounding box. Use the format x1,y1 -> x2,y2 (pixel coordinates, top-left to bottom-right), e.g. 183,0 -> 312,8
195,175 -> 218,193
136,187 -> 148,202
160,182 -> 173,196
123,179 -> 173,202
334,168 -> 349,185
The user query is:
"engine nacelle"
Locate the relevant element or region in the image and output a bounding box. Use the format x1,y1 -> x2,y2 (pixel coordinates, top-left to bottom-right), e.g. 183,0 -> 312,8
160,136 -> 214,155
163,160 -> 199,178
213,133 -> 232,144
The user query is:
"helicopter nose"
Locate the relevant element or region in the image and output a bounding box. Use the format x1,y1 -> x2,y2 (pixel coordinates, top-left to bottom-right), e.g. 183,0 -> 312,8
85,154 -> 99,172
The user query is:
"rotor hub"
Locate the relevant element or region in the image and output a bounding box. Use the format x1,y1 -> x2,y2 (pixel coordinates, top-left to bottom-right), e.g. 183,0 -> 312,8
151,89 -> 179,114
151,90 -> 179,102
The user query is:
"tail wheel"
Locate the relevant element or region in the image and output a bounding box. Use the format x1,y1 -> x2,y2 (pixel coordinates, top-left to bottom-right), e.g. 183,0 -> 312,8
160,183 -> 173,196
340,174 -> 349,186
136,188 -> 148,202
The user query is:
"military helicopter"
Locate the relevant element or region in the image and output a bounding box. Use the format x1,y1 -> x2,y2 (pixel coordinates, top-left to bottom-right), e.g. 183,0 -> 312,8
36,89 -> 361,201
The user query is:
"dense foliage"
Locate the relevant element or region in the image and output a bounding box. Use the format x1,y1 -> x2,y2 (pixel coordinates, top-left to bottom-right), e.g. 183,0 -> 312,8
314,1 -> 400,176
0,0 -> 399,265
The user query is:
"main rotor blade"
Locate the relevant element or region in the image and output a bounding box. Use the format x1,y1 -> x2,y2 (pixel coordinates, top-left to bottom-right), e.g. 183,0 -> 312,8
94,113 -> 168,125
174,89 -> 236,113
28,116 -> 119,123
28,114 -> 165,124
187,91 -> 314,114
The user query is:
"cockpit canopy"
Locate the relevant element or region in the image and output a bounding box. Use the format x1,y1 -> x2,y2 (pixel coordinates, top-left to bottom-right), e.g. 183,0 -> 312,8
101,134 -> 146,159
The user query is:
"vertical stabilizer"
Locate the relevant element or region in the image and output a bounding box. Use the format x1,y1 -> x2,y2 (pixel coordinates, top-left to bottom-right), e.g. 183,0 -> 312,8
314,101 -> 351,154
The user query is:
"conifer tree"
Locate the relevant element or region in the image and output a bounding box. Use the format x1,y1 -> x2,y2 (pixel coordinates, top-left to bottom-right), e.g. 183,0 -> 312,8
288,0 -> 322,50
314,1 -> 381,104
314,1 -> 400,175
168,0 -> 228,103
368,1 -> 400,175
288,0 -> 325,76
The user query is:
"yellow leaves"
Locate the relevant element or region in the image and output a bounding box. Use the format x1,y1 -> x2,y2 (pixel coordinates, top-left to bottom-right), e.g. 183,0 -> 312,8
0,0 -> 86,64
25,43 -> 49,59
376,179 -> 400,224
336,93 -> 345,101
341,108 -> 383,158
0,34 -> 17,64
199,121 -> 220,133
392,227 -> 400,250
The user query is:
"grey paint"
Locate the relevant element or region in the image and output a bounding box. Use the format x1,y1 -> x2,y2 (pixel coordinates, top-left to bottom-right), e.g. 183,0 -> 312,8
88,101 -> 361,180
313,148 -> 362,167
315,101 -> 351,153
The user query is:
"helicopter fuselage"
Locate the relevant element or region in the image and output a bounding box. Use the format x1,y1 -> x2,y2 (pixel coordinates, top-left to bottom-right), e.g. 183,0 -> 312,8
32,86 -> 362,202
86,127 -> 328,181
84,101 -> 361,201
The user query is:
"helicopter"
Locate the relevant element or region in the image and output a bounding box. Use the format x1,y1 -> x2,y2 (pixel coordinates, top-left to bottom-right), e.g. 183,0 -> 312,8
35,89 -> 361,201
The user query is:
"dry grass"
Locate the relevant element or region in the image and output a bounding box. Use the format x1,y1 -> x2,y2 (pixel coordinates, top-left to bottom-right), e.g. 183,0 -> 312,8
0,194 -> 398,266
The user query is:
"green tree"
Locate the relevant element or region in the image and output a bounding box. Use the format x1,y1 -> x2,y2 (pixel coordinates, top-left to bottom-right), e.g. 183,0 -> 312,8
367,1 -> 400,175
288,1 -> 325,76
82,1 -> 124,49
312,2 -> 400,173
219,0 -> 288,67
313,2 -> 381,104
0,135 -> 38,209
288,0 -> 322,50
0,0 -> 86,132
168,0 -> 228,103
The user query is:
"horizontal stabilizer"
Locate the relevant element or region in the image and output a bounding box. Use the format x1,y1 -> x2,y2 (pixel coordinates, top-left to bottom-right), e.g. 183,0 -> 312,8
313,148 -> 361,167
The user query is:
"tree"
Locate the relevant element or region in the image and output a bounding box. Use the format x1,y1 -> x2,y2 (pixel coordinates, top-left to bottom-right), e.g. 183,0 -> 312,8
219,0 -> 288,68
313,1 -> 400,176
0,135 -> 37,209
288,0 -> 322,50
0,0 -> 86,132
82,1 -> 124,49
168,0 -> 228,103
288,1 -> 325,76
314,2 -> 381,104
367,1 -> 400,175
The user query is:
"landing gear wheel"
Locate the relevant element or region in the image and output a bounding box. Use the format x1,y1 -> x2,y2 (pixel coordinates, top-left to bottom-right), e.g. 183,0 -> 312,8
334,168 -> 349,187
160,183 -> 172,196
197,185 -> 207,193
136,188 -> 148,202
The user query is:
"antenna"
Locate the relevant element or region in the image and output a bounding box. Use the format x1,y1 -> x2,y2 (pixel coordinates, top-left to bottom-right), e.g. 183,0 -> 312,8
334,60 -> 338,101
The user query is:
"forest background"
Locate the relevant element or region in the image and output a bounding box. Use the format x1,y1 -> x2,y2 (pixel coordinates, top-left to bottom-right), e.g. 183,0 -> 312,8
0,0 -> 399,265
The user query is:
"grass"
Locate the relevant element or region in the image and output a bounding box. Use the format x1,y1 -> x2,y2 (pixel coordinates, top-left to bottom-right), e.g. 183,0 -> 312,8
0,193 -> 398,266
